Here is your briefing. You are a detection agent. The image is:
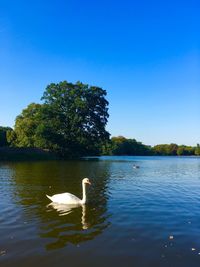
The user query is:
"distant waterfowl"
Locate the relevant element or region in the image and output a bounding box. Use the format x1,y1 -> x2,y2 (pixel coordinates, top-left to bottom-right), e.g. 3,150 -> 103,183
46,178 -> 91,204
133,165 -> 140,169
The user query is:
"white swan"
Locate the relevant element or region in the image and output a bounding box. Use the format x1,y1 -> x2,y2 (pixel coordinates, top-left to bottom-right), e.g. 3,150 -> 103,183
46,178 -> 91,204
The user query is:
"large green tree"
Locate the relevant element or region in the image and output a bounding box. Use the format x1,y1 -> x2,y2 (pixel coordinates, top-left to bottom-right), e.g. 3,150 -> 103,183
12,81 -> 110,156
10,103 -> 43,147
41,81 -> 109,155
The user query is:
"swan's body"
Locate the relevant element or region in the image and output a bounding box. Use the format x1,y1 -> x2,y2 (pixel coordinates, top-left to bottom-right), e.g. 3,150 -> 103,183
46,178 -> 91,205
46,192 -> 82,204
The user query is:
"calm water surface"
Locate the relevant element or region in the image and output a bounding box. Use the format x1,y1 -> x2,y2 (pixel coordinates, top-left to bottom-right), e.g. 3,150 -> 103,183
0,156 -> 200,267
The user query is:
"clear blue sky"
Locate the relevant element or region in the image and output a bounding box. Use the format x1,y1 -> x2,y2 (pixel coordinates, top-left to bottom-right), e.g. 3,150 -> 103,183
0,0 -> 199,146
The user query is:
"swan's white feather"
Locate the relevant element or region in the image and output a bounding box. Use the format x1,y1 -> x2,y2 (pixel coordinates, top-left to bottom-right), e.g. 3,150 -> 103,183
46,192 -> 81,204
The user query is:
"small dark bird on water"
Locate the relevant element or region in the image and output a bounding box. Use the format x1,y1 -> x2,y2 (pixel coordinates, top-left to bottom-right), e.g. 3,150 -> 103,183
133,165 -> 140,169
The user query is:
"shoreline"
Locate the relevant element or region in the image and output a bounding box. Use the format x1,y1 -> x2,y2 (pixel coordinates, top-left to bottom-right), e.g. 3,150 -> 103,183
0,147 -> 59,161
0,147 -> 199,161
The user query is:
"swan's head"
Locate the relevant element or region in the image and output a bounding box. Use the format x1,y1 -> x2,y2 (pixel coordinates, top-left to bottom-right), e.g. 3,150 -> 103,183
82,178 -> 91,185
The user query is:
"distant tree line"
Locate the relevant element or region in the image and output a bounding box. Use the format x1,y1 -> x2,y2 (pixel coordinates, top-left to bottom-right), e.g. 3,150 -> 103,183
0,80 -> 199,158
152,143 -> 200,156
1,125 -> 199,157
102,136 -> 152,155
101,137 -> 200,156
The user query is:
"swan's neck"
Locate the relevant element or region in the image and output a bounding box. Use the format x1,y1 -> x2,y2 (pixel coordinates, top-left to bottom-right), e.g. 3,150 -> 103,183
81,182 -> 87,204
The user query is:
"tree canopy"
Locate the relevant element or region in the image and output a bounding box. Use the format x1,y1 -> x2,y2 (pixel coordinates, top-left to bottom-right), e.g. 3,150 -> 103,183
152,143 -> 195,156
9,103 -> 43,147
195,144 -> 200,156
10,81 -> 110,157
102,136 -> 152,155
0,126 -> 12,146
102,138 -> 199,156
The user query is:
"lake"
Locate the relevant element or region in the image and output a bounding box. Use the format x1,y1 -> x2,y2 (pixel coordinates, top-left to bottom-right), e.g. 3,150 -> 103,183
0,156 -> 200,267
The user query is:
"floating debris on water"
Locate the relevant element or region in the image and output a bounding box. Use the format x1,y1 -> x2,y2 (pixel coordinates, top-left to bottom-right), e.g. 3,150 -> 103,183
0,250 -> 6,256
169,235 -> 174,240
191,248 -> 196,251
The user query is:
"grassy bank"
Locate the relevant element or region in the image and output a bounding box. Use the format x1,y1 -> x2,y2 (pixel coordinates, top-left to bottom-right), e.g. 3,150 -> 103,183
0,147 -> 59,161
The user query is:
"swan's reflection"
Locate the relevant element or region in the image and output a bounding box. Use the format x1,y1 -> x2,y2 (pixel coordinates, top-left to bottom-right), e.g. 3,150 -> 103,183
47,202 -> 89,229
9,160 -> 111,249
43,201 -> 109,249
